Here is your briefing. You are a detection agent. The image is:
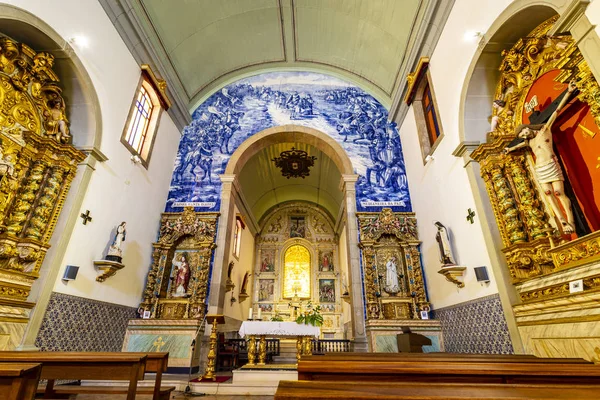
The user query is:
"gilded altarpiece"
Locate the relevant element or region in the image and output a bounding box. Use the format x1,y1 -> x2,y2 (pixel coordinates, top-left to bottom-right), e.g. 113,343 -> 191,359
123,207 -> 218,369
254,202 -> 344,338
471,16 -> 600,360
0,38 -> 84,349
357,209 -> 442,352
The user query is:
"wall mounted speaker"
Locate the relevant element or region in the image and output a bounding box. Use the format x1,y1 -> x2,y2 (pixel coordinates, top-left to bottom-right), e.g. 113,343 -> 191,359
62,265 -> 79,281
474,266 -> 489,283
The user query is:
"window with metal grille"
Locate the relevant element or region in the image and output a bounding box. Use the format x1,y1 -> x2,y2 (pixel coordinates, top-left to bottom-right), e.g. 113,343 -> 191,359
121,78 -> 163,168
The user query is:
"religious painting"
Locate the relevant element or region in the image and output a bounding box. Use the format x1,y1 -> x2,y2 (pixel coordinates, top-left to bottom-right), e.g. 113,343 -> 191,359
318,250 -> 334,272
258,304 -> 273,312
260,249 -> 275,272
168,250 -> 199,298
318,279 -> 335,303
321,304 -> 335,313
520,69 -> 600,235
258,279 -> 274,302
283,245 -> 311,299
290,216 -> 306,238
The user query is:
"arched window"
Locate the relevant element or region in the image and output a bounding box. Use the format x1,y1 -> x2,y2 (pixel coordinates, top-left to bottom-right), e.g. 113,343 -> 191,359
283,245 -> 311,299
121,65 -> 170,168
405,57 -> 444,162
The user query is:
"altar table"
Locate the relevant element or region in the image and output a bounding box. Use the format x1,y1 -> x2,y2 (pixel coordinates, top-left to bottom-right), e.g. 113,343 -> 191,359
239,321 -> 320,366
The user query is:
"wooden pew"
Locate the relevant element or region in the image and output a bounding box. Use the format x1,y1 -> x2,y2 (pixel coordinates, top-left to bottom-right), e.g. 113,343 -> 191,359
0,363 -> 41,400
0,352 -> 146,400
46,352 -> 174,400
307,352 -> 592,363
297,357 -> 600,384
275,381 -> 600,400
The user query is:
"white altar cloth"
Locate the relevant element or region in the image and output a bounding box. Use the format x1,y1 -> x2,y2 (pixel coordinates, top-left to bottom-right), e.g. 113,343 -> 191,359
238,321 -> 320,338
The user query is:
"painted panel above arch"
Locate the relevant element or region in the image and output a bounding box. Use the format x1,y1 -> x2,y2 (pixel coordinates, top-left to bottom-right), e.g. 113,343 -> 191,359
166,71 -> 412,214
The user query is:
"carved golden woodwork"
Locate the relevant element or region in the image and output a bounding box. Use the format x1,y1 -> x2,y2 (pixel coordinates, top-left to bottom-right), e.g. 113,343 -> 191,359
139,207 -> 218,321
472,16 -> 600,302
357,209 -> 429,321
0,38 -> 84,315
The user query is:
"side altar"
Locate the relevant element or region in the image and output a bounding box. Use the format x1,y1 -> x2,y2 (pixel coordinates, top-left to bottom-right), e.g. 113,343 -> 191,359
357,209 -> 443,352
122,207 -> 219,371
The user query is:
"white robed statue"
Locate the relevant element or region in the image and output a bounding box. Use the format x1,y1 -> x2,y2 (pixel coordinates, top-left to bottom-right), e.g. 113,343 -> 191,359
106,221 -> 126,262
435,221 -> 456,266
384,256 -> 400,294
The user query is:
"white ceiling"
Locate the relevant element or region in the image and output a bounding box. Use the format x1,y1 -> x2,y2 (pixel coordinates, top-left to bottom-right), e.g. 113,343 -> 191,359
237,142 -> 343,224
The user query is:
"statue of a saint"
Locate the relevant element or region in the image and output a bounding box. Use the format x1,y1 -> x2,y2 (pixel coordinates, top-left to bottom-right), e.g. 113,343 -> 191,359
505,80 -> 577,234
435,221 -> 456,266
112,222 -> 126,250
106,221 -> 126,262
172,253 -> 191,297
45,99 -> 70,143
384,256 -> 400,295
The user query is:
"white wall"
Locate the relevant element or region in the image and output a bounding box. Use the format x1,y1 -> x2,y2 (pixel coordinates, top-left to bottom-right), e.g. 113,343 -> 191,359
401,0 -> 600,311
1,0 -> 180,307
223,205 -> 255,324
399,0 -> 515,310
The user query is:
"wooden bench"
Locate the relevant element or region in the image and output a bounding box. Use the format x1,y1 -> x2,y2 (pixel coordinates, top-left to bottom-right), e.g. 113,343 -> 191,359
275,381 -> 600,399
1,351 -> 174,400
0,363 -> 41,400
47,352 -> 174,400
0,352 -> 146,400
306,352 -> 592,363
297,357 -> 600,384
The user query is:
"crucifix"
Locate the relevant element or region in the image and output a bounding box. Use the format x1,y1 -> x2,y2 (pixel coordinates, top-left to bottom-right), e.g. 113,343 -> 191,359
466,208 -> 476,224
153,336 -> 165,352
80,210 -> 92,225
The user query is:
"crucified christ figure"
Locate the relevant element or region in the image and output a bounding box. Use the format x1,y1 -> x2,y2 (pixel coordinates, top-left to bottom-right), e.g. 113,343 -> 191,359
505,80 -> 577,234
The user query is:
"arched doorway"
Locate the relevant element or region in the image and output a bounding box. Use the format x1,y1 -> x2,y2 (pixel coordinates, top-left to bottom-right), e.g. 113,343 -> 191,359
209,125 -> 367,350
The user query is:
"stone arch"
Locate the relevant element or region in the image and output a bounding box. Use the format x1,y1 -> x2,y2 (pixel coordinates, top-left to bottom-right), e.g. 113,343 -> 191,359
211,124 -> 368,350
455,0 -> 600,353
0,3 -> 103,151
0,4 -> 106,350
459,1 -> 560,143
225,124 -> 355,177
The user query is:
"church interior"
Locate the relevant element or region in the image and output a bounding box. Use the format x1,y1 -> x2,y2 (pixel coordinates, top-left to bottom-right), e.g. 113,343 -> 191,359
2,0 -> 600,399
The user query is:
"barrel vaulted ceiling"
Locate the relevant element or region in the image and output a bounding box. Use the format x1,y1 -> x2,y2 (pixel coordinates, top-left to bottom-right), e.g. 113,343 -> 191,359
127,0 -> 425,111
238,142 -> 343,225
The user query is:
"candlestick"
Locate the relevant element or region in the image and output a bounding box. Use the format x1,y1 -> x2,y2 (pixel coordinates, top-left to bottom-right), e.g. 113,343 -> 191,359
257,308 -> 262,320
248,308 -> 253,320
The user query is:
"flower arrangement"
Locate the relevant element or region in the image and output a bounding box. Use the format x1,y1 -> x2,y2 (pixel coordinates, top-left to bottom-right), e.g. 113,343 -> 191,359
296,301 -> 323,327
270,312 -> 284,322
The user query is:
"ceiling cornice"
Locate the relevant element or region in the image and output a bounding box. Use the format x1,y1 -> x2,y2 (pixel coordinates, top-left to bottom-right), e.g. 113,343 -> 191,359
389,0 -> 456,125
99,0 -> 191,131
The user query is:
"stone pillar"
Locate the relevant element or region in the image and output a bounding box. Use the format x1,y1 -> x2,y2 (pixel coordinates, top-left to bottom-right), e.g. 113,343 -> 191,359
341,174 -> 367,352
207,174 -> 236,315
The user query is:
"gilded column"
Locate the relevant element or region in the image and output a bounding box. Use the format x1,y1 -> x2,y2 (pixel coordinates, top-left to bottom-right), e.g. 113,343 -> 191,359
485,164 -> 527,244
506,155 -> 551,240
405,244 -> 430,310
25,167 -> 65,240
5,161 -> 46,236
360,244 -> 380,320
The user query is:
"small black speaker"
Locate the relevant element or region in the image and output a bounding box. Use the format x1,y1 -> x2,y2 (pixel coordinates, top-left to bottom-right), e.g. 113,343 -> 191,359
474,266 -> 489,283
62,265 -> 79,281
